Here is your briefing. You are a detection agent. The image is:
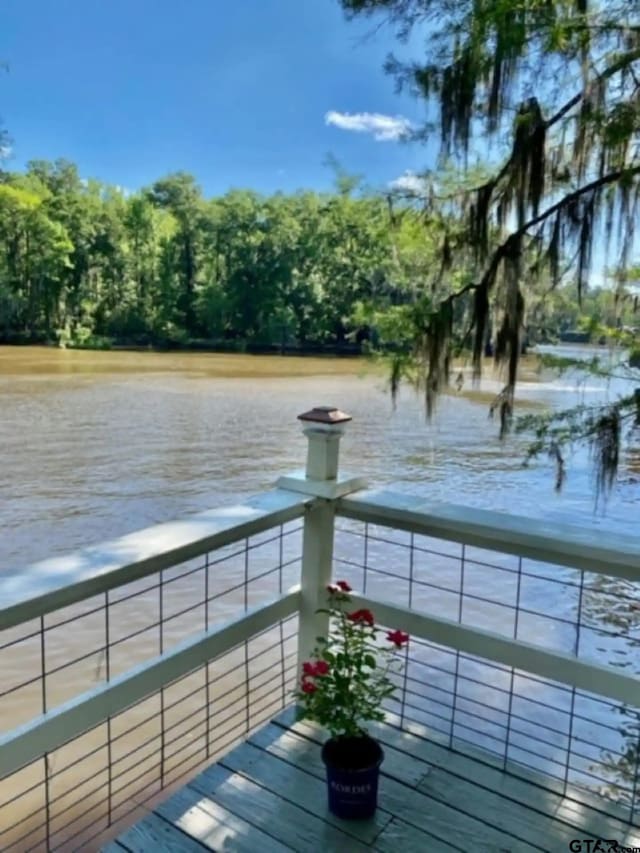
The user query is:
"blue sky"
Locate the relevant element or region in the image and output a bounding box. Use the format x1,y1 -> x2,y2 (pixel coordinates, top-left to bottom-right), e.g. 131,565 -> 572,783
1,0 -> 430,196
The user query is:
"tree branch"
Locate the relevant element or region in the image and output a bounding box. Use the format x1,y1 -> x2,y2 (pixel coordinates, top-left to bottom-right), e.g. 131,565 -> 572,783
516,164 -> 640,236
430,47 -> 640,204
444,164 -> 640,307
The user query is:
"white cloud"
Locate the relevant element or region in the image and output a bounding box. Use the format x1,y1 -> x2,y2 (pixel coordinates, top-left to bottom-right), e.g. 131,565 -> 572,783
325,110 -> 413,142
388,171 -> 429,196
0,143 -> 12,160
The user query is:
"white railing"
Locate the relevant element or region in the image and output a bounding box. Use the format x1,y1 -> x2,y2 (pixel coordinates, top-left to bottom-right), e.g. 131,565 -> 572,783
338,488 -> 640,705
334,488 -> 640,821
1,407 -> 639,851
0,489 -> 309,851
338,488 -> 640,579
0,488 -> 310,628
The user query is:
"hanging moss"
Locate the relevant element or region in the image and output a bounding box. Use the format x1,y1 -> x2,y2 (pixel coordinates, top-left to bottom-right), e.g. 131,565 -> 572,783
469,182 -> 494,261
440,46 -> 479,155
471,282 -> 489,377
577,193 -> 595,299
590,406 -> 621,503
546,211 -> 562,285
503,99 -> 547,228
424,298 -> 453,417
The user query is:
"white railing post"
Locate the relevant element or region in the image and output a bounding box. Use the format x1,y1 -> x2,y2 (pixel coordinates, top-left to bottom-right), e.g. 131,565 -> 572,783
290,407 -> 353,674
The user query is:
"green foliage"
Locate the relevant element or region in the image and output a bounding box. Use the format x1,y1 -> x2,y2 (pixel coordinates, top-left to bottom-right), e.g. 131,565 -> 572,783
0,162 -> 413,348
0,173 -> 73,338
294,584 -> 408,738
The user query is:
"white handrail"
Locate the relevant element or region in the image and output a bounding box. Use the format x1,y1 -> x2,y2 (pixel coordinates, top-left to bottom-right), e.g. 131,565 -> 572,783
348,593 -> 640,708
0,489 -> 309,630
338,489 -> 640,581
0,588 -> 300,778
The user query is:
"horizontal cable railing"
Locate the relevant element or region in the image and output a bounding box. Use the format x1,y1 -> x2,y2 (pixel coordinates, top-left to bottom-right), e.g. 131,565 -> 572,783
333,490 -> 640,825
3,476 -> 640,849
0,489 -> 309,630
0,491 -> 306,852
337,488 -> 640,580
1,611 -> 299,852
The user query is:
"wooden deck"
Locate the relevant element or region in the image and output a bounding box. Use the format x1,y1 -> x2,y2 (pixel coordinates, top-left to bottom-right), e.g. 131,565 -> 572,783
104,709 -> 640,852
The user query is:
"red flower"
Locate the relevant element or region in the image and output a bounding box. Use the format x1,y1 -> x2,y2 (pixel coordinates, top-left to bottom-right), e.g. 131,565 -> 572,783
336,580 -> 352,592
302,660 -> 330,678
387,629 -> 410,648
301,680 -> 317,694
347,608 -> 375,626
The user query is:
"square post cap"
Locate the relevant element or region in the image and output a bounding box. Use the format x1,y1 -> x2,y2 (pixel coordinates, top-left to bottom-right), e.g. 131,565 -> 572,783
297,406 -> 352,426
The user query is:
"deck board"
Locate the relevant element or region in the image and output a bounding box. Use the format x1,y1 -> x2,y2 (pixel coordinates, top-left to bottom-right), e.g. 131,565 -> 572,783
375,713 -> 640,845
155,785 -> 293,853
191,762 -> 370,852
105,711 -> 640,853
220,736 -> 391,845
252,723 -> 539,852
276,707 -> 640,850
115,812 -> 209,852
374,717 -> 640,849
277,714 -> 608,851
250,718 -> 431,789
373,816 -> 463,853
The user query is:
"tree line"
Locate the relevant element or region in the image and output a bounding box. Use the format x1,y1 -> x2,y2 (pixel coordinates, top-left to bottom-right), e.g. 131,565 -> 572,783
0,160 -> 430,351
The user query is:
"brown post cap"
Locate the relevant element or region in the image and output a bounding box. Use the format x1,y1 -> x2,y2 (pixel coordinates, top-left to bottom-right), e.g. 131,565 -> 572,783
297,406 -> 352,425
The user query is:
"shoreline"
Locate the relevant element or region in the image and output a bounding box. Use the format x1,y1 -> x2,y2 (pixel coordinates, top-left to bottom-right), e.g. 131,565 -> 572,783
0,339 -> 365,358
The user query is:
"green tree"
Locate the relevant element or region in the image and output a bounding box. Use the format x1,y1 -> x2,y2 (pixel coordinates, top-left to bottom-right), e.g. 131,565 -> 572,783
26,160 -> 106,338
148,173 -> 205,335
0,182 -> 72,339
0,159 -> 437,353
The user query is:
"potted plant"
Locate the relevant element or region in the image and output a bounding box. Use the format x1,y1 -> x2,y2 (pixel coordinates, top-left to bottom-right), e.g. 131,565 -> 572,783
294,580 -> 410,819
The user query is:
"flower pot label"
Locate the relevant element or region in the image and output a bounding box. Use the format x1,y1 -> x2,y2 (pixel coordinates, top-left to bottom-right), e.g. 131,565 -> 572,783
330,781 -> 372,795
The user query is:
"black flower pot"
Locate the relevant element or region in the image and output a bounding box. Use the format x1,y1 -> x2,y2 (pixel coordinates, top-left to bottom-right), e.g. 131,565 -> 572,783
321,735 -> 384,819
